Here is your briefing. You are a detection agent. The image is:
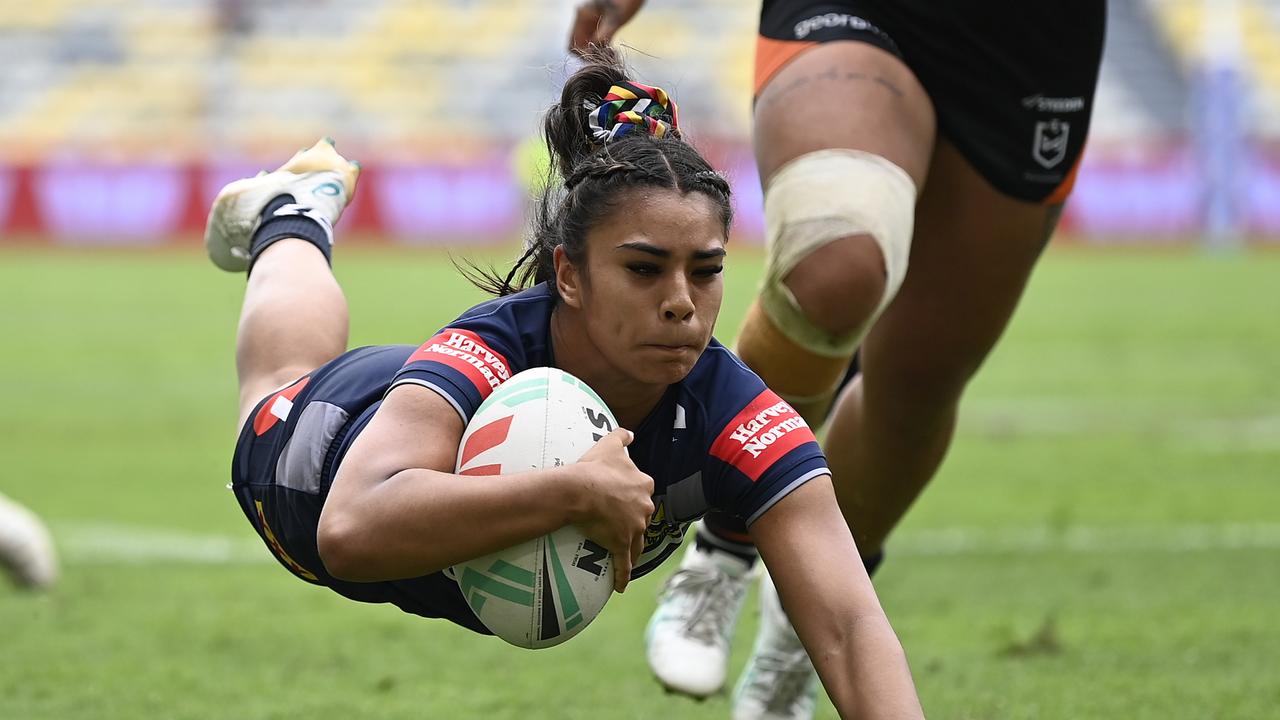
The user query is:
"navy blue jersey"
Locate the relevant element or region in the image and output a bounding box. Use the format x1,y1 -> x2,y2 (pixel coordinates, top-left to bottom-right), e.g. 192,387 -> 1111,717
231,283 -> 828,633
389,283 -> 829,575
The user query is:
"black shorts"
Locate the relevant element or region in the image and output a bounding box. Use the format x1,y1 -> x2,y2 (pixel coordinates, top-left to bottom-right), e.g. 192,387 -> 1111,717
756,0 -> 1106,203
229,344 -> 488,634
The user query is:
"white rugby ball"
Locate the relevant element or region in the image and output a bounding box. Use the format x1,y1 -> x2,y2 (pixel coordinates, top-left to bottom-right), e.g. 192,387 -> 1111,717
450,367 -> 618,649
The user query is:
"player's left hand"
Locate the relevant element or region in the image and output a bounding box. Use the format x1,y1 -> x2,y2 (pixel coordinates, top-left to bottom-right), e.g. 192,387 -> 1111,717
568,0 -> 646,53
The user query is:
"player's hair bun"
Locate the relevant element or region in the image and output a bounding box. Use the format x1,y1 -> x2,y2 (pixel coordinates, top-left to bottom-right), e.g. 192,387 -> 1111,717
460,47 -> 732,298
543,47 -> 635,179
584,80 -> 680,146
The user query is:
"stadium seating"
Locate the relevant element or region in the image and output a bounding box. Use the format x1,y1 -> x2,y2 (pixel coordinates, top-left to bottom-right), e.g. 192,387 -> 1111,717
0,0 -> 762,162
1,0 -> 1277,241
1146,0 -> 1280,135
4,0 -> 1280,160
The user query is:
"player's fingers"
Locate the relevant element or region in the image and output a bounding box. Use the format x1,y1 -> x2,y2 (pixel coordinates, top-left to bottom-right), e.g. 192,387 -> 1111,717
631,528 -> 645,566
612,548 -> 631,593
594,427 -> 633,451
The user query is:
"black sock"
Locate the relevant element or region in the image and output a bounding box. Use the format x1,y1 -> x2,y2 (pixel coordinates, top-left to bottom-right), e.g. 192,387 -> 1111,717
696,511 -> 759,566
864,549 -> 884,577
247,194 -> 333,274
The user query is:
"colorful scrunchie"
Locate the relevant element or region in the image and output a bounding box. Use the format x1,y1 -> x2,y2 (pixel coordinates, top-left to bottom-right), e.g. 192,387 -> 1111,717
587,81 -> 680,143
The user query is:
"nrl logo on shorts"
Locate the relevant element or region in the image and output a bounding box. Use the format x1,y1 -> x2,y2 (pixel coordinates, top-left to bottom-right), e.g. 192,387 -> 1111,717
1032,119 -> 1070,169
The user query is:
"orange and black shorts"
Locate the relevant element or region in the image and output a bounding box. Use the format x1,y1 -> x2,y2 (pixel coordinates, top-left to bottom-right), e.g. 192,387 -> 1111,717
756,0 -> 1106,204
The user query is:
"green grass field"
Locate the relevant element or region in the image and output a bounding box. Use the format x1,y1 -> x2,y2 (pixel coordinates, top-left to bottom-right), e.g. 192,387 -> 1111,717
1,245 -> 1277,719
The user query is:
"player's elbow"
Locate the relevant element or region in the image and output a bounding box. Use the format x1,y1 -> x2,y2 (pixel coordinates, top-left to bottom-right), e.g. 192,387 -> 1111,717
316,508 -> 376,581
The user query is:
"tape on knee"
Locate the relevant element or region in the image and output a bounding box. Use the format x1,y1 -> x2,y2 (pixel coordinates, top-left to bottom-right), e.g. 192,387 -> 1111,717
736,298 -> 850,403
760,148 -> 916,358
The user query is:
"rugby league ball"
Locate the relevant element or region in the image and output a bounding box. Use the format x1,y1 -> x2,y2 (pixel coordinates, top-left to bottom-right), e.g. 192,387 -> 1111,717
450,367 -> 618,649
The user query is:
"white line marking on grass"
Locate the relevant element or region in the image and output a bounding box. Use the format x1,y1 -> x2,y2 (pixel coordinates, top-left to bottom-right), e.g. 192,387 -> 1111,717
892,523 -> 1280,556
51,522 -> 1280,565
56,523 -> 268,565
961,398 -> 1280,450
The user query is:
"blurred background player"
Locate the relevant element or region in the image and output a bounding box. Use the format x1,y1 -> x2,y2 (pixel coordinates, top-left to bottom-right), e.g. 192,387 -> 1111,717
0,493 -> 57,590
572,0 -> 1106,716
206,51 -> 925,719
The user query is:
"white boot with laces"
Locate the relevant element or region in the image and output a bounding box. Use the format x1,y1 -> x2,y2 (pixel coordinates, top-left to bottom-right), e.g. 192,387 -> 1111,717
732,570 -> 818,720
645,541 -> 753,698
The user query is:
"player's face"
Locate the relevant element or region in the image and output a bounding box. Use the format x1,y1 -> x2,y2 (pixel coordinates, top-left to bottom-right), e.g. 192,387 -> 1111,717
568,188 -> 726,386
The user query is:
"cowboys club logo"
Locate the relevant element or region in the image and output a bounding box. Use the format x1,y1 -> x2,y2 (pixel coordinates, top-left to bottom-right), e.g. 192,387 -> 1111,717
1032,119 -> 1070,169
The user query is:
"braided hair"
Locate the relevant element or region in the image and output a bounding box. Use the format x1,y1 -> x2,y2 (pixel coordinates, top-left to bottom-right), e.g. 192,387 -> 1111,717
467,48 -> 733,297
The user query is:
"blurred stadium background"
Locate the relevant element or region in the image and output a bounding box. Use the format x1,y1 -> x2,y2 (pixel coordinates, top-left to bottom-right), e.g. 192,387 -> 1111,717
2,2 -> 1277,719
0,0 -> 1276,246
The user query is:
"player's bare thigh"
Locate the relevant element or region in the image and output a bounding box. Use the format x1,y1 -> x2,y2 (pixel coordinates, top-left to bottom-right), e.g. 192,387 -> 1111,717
752,41 -> 935,334
860,137 -> 1064,411
236,368 -> 316,432
753,41 -> 935,190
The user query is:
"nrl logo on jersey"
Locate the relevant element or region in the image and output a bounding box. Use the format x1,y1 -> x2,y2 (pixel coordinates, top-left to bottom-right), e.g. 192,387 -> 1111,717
1032,119 -> 1070,169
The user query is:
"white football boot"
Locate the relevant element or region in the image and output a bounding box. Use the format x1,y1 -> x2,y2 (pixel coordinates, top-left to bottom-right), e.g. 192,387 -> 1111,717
645,541 -> 753,697
205,137 -> 361,272
732,570 -> 818,720
0,493 -> 58,590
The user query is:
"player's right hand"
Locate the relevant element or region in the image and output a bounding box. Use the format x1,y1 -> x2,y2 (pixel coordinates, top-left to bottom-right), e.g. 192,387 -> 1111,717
568,0 -> 646,54
572,428 -> 654,593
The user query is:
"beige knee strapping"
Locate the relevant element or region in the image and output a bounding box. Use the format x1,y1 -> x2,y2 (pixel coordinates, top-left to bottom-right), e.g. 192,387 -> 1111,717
760,148 -> 917,359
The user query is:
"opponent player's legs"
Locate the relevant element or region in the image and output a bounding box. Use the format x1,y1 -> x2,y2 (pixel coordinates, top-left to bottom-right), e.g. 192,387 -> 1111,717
743,40 -> 934,423
723,144 -> 1065,720
647,41 -> 934,702
234,242 -> 348,429
828,138 -> 1064,556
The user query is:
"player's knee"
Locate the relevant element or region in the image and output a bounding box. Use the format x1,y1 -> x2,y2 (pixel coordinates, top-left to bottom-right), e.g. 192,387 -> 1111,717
781,235 -> 888,338
760,148 -> 917,358
871,350 -> 979,425
735,300 -> 849,425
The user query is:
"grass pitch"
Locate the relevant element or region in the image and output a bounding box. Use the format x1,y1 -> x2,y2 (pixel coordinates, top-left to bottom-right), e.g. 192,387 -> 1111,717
1,245 -> 1277,719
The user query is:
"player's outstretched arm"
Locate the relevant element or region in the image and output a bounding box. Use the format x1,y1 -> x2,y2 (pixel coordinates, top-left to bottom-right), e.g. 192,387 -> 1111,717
750,477 -> 926,719
568,0 -> 647,52
317,384 -> 653,592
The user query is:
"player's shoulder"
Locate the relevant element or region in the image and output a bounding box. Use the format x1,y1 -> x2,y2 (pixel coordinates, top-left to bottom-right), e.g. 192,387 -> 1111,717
393,284 -> 557,421
442,283 -> 556,358
452,283 -> 556,330
681,338 -> 826,512
683,338 -> 816,450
